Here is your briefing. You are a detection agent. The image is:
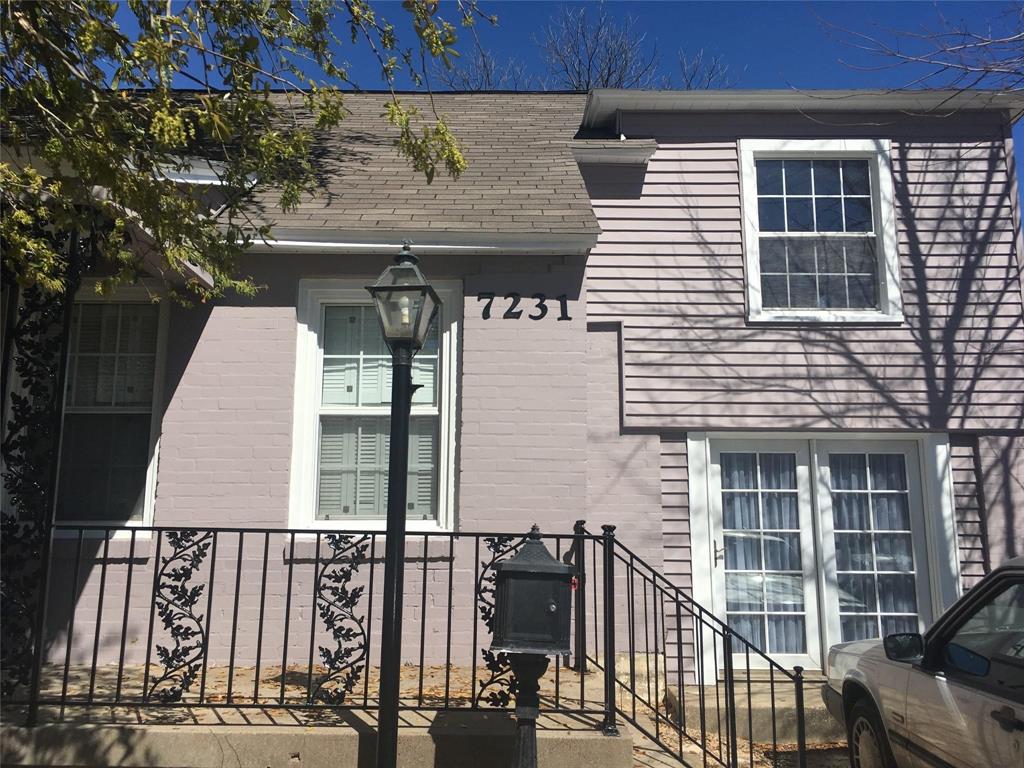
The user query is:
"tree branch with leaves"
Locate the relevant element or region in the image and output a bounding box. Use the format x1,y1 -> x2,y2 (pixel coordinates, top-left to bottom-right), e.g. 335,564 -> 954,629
1,0 -> 485,302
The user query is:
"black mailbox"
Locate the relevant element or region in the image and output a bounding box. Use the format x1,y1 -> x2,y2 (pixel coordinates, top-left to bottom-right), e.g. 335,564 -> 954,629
491,525 -> 573,656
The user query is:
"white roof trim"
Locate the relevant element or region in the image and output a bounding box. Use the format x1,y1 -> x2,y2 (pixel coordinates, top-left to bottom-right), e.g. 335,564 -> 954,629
571,141 -> 657,165
582,88 -> 1024,129
246,229 -> 599,256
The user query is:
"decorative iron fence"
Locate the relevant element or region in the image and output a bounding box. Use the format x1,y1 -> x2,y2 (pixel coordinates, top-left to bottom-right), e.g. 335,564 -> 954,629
1,521 -> 807,768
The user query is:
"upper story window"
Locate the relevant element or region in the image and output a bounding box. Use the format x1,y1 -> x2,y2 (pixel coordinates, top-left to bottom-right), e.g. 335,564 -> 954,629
57,300 -> 163,524
289,280 -> 460,531
740,139 -> 903,323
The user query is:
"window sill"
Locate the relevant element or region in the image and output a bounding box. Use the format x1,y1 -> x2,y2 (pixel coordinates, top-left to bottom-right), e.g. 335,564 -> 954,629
283,533 -> 453,563
747,309 -> 904,325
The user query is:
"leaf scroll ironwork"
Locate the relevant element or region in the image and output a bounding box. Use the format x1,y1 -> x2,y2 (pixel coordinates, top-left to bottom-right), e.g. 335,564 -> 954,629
146,530 -> 214,703
309,533 -> 371,705
476,534 -> 526,708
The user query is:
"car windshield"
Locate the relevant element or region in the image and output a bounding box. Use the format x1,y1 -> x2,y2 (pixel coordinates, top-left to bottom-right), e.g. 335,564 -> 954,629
943,578 -> 1024,684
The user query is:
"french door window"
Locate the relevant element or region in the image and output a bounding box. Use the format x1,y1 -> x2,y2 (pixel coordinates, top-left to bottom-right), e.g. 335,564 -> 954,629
721,452 -> 806,654
708,438 -> 931,666
828,453 -> 920,641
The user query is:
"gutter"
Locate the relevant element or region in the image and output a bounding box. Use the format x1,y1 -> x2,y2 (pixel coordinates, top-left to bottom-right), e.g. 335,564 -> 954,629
246,229 -> 600,257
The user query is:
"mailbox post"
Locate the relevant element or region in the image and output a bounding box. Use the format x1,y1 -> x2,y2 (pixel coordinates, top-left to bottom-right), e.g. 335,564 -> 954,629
491,525 -> 573,768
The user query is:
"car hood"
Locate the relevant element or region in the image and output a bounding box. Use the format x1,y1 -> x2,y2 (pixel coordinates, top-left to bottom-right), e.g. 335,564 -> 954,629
826,639 -> 886,686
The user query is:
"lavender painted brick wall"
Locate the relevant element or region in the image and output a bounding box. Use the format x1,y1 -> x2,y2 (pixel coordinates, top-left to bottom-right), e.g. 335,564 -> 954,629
585,325 -> 663,565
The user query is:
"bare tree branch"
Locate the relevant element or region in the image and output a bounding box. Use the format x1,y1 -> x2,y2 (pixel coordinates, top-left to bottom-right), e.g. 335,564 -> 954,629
677,48 -> 740,89
536,3 -> 659,90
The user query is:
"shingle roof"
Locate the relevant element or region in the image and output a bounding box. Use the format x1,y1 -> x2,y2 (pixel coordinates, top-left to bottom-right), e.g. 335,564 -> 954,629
244,92 -> 599,246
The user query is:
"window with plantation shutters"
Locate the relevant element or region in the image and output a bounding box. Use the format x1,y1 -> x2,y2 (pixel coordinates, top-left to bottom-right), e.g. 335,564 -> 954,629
314,305 -> 441,522
56,302 -> 160,523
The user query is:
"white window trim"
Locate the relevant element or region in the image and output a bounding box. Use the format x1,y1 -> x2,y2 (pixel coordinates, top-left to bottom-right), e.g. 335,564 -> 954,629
738,138 -> 903,324
289,278 -> 461,532
688,431 -> 960,678
54,281 -> 168,533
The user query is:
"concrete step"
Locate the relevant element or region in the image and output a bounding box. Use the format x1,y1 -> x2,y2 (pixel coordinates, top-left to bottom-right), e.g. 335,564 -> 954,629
2,712 -> 633,768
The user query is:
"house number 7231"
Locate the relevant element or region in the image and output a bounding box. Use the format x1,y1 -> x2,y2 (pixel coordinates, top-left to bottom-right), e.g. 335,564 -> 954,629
476,293 -> 572,321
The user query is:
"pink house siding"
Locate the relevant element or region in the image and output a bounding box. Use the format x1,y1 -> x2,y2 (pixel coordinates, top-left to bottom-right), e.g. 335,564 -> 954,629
583,111 -> 1024,432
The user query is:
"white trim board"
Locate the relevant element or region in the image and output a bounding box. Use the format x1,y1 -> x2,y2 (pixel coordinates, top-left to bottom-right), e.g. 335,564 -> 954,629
738,138 -> 904,324
288,278 -> 462,532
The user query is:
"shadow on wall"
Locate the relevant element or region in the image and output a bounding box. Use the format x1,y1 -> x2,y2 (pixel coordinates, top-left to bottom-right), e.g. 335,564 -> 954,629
581,127 -> 1024,570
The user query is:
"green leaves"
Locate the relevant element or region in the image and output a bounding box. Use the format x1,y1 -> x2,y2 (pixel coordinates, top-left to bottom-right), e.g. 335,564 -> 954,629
1,0 -> 475,302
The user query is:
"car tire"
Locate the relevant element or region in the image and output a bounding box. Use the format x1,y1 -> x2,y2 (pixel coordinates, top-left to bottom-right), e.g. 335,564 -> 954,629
846,698 -> 897,768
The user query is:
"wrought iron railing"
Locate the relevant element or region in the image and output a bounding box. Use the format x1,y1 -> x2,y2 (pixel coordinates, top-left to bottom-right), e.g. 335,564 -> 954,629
2,521 -> 807,768
579,523 -> 809,768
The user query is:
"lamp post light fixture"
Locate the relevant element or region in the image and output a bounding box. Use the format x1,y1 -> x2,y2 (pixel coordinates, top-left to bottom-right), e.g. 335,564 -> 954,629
366,242 -> 440,768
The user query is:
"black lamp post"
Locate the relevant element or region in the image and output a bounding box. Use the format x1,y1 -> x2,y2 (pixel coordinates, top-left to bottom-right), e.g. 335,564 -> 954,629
366,242 -> 440,768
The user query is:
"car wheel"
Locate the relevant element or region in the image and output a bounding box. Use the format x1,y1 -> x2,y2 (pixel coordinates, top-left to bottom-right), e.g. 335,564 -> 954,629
847,699 -> 897,768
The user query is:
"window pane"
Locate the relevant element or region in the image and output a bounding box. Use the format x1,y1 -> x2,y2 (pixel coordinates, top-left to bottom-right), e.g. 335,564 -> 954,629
759,239 -> 788,272
818,273 -> 847,309
813,160 -> 841,195
761,274 -> 789,308
842,160 -> 871,195
758,198 -> 785,232
788,240 -> 817,273
317,416 -> 438,521
721,453 -> 757,489
728,614 -> 765,648
838,573 -> 877,613
74,304 -> 119,353
844,198 -> 873,231
764,532 -> 801,571
873,494 -> 910,530
786,197 -> 815,232
836,533 -> 873,571
815,198 -> 843,232
725,533 -> 762,570
784,160 -> 812,195
768,616 -> 806,653
833,493 -> 869,530
115,357 -> 155,406
881,616 -> 918,636
847,274 -> 878,309
726,573 -> 764,611
878,574 -> 918,613
723,492 -> 758,529
830,454 -> 868,490
875,534 -> 914,572
324,305 -> 370,355
760,453 -> 796,489
841,615 -> 878,642
70,356 -> 116,407
56,414 -> 150,523
756,159 -> 784,194
844,239 -> 877,273
762,493 -> 799,529
789,275 -> 818,308
818,239 -> 846,273
118,305 -> 158,353
870,454 -> 908,490
322,358 -> 359,405
765,574 -> 804,612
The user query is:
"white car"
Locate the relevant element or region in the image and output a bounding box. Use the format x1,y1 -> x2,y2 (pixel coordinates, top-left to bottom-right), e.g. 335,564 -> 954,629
822,556 -> 1024,768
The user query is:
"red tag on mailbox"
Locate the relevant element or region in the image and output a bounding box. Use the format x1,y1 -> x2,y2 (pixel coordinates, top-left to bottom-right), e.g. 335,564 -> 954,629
570,576 -> 578,591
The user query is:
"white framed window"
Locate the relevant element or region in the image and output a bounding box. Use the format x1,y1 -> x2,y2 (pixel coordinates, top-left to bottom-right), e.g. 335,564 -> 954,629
289,279 -> 461,531
739,139 -> 903,323
56,288 -> 167,525
689,432 -> 960,672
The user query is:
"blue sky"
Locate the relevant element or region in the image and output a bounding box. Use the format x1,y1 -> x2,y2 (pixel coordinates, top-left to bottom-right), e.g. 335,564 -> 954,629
341,1 -> 1013,91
